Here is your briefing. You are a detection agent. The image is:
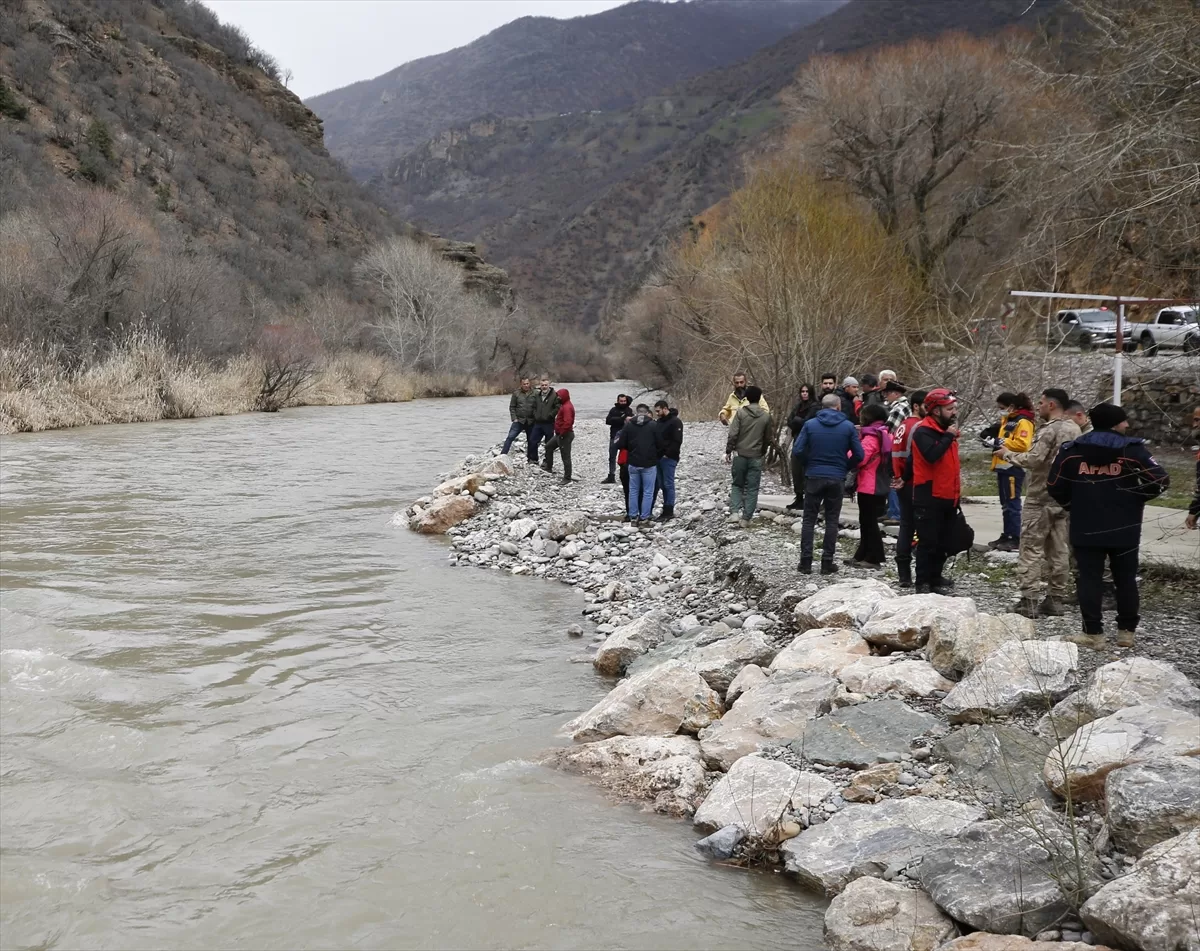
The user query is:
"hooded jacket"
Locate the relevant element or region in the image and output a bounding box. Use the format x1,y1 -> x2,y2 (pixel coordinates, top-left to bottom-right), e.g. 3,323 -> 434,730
1047,430 -> 1170,549
617,414 -> 663,468
605,400 -> 634,436
531,387 -> 560,424
656,408 -> 684,461
509,387 -> 537,424
726,403 -> 773,459
1000,416 -> 1081,503
990,409 -> 1035,471
858,421 -> 894,496
553,389 -> 574,435
793,409 -> 864,481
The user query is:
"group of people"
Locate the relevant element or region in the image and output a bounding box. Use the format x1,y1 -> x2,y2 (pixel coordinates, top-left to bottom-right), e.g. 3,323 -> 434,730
502,374 -> 1195,647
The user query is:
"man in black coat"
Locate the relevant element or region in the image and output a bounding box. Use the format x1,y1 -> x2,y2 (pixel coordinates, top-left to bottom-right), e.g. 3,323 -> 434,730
529,377 -> 560,465
617,404 -> 663,525
1047,402 -> 1170,650
602,393 -> 634,483
653,400 -> 684,520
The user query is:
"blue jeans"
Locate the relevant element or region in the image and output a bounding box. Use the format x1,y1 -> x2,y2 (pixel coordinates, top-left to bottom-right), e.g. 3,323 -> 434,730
655,457 -> 677,508
998,467 -> 1025,539
628,465 -> 656,519
887,487 -> 900,521
529,423 -> 553,462
502,421 -> 531,456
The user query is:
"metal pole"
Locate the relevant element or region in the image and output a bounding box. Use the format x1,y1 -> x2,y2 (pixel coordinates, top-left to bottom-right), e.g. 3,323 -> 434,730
1113,303 -> 1124,405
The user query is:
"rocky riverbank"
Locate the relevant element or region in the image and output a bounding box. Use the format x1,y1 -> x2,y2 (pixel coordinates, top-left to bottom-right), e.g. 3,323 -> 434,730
405,419 -> 1200,951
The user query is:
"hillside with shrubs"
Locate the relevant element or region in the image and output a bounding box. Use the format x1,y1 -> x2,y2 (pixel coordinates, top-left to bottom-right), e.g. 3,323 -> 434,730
0,0 -> 607,433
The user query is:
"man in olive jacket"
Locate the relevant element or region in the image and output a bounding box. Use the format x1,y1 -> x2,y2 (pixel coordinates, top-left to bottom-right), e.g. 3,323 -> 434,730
724,386 -> 773,526
502,377 -> 538,460
529,377 -> 560,464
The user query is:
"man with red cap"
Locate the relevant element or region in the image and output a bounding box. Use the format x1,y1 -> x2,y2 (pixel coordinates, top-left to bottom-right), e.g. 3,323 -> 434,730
910,389 -> 961,593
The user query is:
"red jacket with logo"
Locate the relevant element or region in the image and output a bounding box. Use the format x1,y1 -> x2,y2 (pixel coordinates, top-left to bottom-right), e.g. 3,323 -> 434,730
912,416 -> 961,504
892,415 -> 921,482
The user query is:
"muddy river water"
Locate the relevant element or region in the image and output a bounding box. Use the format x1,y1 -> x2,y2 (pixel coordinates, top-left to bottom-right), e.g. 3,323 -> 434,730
0,383 -> 824,949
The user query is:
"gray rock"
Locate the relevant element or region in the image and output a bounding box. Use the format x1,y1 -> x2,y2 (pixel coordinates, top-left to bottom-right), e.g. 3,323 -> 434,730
936,724 -> 1053,801
927,613 -> 1034,682
694,825 -> 745,861
794,579 -> 897,630
726,664 -> 768,705
823,876 -> 957,951
1081,827 -> 1200,951
694,755 -> 833,835
1106,757 -> 1200,854
1040,658 -> 1200,739
941,641 -> 1079,724
918,812 -> 1098,938
838,656 -> 954,699
505,516 -> 538,540
566,623 -> 584,638
499,541 -> 519,556
547,510 -> 589,540
781,796 -> 983,895
859,593 -> 977,651
685,630 -> 780,693
770,627 -> 871,679
593,613 -> 670,676
791,700 -> 941,769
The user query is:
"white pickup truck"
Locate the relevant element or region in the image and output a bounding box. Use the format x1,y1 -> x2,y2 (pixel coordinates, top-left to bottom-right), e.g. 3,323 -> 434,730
1134,306 -> 1199,355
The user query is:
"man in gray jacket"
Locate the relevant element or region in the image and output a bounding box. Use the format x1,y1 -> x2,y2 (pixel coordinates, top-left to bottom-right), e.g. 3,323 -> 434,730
724,386 -> 773,527
502,377 -> 537,460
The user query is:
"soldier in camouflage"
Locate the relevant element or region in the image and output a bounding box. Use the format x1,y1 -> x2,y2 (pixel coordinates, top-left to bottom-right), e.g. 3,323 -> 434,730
995,388 -> 1081,618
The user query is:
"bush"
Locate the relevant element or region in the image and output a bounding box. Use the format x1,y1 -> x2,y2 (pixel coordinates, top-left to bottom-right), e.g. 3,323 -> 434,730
0,79 -> 29,121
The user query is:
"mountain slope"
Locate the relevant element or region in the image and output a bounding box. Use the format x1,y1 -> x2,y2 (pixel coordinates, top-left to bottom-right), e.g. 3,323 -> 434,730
307,0 -> 844,180
375,0 -> 1060,328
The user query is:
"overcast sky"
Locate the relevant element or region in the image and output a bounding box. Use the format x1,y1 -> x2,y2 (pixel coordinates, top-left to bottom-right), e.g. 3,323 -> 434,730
203,0 -> 629,100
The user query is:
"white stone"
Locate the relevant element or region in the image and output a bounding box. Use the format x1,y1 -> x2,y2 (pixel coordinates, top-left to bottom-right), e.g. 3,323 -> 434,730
769,627 -> 870,678
685,630 -> 780,693
941,641 -> 1079,723
593,613 -> 670,676
839,656 -> 954,699
1106,757 -> 1200,854
547,510 -> 588,540
859,594 -> 977,651
547,735 -> 707,817
926,613 -> 1033,681
824,876 -> 957,951
506,517 -> 538,540
726,664 -> 769,705
562,660 -> 724,742
1040,658 -> 1200,738
794,579 -> 897,630
694,756 -> 834,836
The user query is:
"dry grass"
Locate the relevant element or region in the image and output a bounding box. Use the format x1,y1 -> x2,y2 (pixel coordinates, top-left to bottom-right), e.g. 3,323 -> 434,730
0,335 -> 508,434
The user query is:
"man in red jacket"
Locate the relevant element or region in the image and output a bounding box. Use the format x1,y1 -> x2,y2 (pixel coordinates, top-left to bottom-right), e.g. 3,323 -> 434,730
891,389 -> 927,588
911,389 -> 962,593
542,388 -> 575,483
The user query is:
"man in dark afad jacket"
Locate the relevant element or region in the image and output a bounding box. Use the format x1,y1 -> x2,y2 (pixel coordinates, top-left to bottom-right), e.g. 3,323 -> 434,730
617,404 -> 663,525
602,394 -> 634,483
794,394 -> 864,575
653,400 -> 683,521
1048,402 -> 1170,651
502,377 -> 538,460
529,376 -> 560,465
911,389 -> 962,594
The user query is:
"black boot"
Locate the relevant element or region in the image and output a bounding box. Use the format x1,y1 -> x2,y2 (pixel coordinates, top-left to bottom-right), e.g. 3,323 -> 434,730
820,561 -> 839,576
656,505 -> 674,522
601,474 -> 616,484
896,561 -> 913,588
798,559 -> 813,575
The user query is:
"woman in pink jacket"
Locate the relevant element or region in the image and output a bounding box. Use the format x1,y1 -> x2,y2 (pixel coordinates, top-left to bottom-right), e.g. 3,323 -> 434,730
850,403 -> 893,567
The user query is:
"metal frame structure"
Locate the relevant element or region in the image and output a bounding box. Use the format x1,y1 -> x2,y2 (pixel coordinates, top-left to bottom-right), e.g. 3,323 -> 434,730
1008,290 -> 1199,405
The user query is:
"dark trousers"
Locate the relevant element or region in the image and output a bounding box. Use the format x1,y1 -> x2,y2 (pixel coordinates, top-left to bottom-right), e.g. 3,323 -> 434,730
801,476 -> 844,566
544,431 -> 574,479
502,421 -> 531,456
914,500 -> 957,587
896,483 -> 915,567
529,422 -> 553,462
855,493 -> 886,564
607,435 -> 620,477
997,467 -> 1025,539
1075,546 -> 1140,634
790,455 -> 806,505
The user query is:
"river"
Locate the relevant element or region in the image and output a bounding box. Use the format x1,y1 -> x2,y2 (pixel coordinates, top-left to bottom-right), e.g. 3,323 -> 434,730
0,382 -> 825,950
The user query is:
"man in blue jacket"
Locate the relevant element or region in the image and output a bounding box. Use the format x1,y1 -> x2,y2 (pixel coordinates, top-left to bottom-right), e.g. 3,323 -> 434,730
794,393 -> 864,574
1047,402 -> 1169,651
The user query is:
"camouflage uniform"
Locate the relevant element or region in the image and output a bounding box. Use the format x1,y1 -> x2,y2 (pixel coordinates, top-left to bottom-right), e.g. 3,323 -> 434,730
1000,415 -> 1082,600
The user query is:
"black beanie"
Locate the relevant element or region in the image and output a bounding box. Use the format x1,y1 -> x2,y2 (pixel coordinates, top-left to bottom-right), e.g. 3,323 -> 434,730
1089,402 -> 1128,431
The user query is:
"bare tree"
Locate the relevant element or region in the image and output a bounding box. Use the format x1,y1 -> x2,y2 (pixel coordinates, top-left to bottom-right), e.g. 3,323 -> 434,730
253,324 -> 319,411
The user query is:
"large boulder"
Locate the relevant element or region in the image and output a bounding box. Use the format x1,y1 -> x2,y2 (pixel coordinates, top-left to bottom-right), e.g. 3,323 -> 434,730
546,510 -> 588,540
859,594 -> 978,652
593,613 -> 671,676
1081,827 -> 1200,951
823,877 -> 957,951
939,937 -> 1114,951
769,627 -> 870,678
694,755 -> 834,836
409,495 -> 479,534
726,664 -> 769,705
470,456 -> 512,478
941,641 -> 1079,724
936,724 -> 1053,801
686,630 -> 780,693
1043,705 -> 1200,801
791,699 -> 941,769
1106,757 -> 1200,854
838,656 -> 954,699
545,735 -> 707,817
698,675 -> 838,771
794,580 -> 896,631
432,473 -> 487,496
781,796 -> 983,895
1039,658 -> 1200,739
926,613 -> 1034,682
562,660 -> 724,743
918,812 -> 1098,938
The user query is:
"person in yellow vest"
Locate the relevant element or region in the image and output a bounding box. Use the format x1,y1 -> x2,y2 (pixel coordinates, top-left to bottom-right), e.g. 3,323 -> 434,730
981,392 -> 1036,552
718,371 -> 769,425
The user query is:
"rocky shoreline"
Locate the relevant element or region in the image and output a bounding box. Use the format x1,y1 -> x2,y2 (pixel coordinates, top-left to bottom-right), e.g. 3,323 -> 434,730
405,419 -> 1200,951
